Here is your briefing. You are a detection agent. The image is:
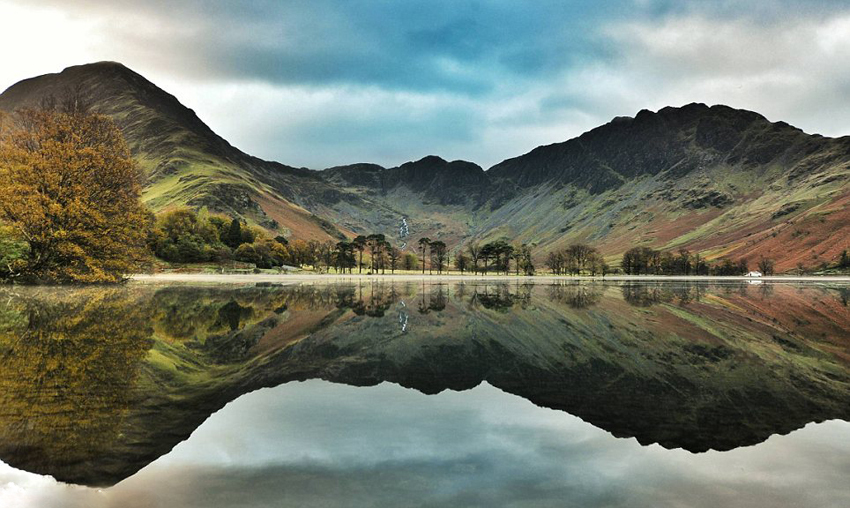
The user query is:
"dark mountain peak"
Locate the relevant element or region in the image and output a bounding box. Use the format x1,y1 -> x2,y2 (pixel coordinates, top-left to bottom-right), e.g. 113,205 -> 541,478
0,61 -> 249,171
326,162 -> 386,171
488,103 -> 827,192
2,61 -> 153,106
321,163 -> 387,187
320,155 -> 487,206
399,155 -> 484,174
401,155 -> 448,168
58,61 -> 138,81
67,60 -> 128,71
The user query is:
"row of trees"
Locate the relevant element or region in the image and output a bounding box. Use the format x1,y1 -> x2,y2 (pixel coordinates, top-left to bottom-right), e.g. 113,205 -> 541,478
622,247 -> 709,275
545,244 -> 608,276
294,236 -> 536,276
463,240 -> 534,275
621,246 -> 776,276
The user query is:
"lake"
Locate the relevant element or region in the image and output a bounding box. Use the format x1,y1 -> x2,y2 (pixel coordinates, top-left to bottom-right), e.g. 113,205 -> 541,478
0,279 -> 848,507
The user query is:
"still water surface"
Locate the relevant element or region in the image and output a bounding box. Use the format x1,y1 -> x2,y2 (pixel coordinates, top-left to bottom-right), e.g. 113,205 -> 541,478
0,280 -> 848,507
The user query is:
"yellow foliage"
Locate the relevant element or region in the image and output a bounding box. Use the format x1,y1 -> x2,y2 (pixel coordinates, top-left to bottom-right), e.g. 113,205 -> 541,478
0,108 -> 151,282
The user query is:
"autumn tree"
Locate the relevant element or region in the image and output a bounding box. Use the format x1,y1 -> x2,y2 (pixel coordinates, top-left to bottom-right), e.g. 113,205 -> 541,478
0,224 -> 28,278
151,208 -> 224,262
0,107 -> 150,282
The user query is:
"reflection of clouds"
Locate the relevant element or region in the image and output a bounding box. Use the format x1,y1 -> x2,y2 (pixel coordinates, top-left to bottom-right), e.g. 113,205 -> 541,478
3,381 -> 848,508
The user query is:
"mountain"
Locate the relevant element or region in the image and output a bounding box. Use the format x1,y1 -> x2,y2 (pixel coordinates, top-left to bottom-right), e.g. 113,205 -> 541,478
2,63 -> 849,270
318,105 -> 850,271
0,62 -> 355,241
482,104 -> 850,270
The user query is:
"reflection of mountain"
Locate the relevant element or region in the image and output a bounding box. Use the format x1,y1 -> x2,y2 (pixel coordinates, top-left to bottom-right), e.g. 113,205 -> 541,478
0,281 -> 848,487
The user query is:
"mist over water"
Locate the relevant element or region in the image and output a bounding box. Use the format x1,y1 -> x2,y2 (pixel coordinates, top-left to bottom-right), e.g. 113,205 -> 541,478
0,280 -> 848,507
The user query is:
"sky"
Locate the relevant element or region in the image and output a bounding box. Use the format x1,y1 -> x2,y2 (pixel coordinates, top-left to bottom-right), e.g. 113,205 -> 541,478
1,0 -> 849,169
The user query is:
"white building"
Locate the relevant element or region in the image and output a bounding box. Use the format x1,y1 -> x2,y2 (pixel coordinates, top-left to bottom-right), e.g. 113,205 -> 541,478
746,271 -> 763,277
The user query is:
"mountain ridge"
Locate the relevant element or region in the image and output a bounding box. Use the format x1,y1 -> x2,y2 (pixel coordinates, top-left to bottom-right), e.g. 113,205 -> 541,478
1,62 -> 848,271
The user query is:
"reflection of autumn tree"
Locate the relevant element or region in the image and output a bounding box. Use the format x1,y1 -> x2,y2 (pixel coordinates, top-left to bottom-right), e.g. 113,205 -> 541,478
0,288 -> 153,477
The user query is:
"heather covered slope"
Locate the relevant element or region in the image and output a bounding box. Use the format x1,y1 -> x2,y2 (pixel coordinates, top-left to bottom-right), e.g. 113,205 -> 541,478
2,63 -> 848,270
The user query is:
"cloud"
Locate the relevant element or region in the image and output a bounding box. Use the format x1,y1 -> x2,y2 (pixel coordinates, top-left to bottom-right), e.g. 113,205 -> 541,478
582,11 -> 850,134
1,1 -> 849,169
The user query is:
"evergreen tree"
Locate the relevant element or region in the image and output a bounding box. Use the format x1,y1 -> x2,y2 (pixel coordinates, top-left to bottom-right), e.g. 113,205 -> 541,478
225,218 -> 243,249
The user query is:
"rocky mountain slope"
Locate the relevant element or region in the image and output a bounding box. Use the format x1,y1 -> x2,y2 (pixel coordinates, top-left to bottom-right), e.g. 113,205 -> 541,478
2,62 -> 848,270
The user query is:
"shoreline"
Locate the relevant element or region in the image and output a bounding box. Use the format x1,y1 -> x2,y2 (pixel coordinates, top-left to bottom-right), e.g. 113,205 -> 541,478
129,273 -> 850,284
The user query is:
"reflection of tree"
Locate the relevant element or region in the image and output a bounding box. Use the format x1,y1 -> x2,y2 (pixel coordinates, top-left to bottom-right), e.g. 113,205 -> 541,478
354,284 -> 393,317
151,285 -> 345,344
218,299 -> 254,331
622,284 -> 667,307
546,283 -> 602,309
336,282 -> 401,317
0,288 -> 153,478
621,283 -> 705,307
429,285 -> 447,312
471,284 -> 517,312
414,282 -> 448,314
757,283 -> 775,300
